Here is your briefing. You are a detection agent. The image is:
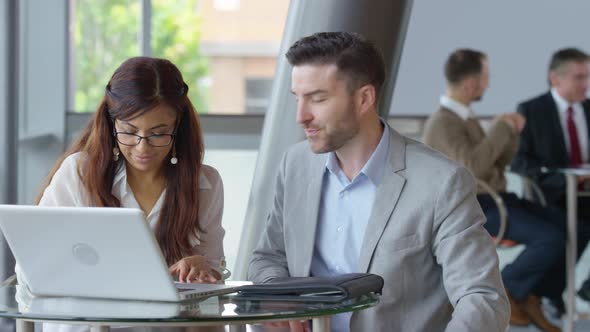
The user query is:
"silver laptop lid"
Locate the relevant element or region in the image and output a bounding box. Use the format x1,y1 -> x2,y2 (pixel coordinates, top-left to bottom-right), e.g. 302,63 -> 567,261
0,205 -> 180,301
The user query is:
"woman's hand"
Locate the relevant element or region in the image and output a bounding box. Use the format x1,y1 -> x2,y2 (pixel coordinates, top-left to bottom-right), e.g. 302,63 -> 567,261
169,255 -> 219,283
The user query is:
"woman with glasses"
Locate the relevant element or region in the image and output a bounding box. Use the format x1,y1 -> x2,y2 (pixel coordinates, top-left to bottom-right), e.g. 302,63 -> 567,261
29,57 -> 227,285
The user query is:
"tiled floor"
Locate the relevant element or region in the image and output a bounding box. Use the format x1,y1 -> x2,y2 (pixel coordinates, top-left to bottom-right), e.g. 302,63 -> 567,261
500,245 -> 590,331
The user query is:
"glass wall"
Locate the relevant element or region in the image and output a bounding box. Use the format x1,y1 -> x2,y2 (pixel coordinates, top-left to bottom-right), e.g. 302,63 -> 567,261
70,0 -> 289,114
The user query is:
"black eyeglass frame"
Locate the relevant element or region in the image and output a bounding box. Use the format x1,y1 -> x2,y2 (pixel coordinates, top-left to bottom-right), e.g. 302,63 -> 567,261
113,132 -> 176,147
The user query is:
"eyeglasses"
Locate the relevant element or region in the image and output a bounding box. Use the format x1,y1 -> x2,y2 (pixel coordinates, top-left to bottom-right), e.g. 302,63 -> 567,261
115,132 -> 175,147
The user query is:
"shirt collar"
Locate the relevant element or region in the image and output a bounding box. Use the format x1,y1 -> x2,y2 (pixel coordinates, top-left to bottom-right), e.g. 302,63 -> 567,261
551,88 -> 582,113
439,95 -> 476,120
325,119 -> 390,186
361,121 -> 390,185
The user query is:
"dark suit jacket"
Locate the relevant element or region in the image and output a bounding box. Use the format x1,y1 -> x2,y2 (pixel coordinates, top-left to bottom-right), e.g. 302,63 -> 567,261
511,91 -> 590,206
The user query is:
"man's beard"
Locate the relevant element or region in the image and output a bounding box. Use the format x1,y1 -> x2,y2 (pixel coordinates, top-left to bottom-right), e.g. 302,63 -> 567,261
309,102 -> 359,154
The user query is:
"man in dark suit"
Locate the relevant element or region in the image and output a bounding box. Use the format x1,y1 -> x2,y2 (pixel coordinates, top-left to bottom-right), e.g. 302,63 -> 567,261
512,47 -> 590,314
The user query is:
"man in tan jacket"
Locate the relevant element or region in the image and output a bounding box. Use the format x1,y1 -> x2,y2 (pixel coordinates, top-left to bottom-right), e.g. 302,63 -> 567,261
424,49 -> 565,332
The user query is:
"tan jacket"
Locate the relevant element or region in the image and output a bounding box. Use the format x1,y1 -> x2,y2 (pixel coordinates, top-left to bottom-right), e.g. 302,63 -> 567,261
423,107 -> 518,193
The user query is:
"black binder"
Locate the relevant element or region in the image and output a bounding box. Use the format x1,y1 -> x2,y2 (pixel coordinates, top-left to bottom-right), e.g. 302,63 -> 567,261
235,273 -> 384,302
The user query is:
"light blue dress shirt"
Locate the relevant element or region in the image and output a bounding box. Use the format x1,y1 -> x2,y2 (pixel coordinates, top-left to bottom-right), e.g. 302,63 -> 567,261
310,121 -> 390,332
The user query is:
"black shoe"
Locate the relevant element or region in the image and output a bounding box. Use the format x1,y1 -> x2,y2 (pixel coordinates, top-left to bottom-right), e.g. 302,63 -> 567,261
578,282 -> 590,302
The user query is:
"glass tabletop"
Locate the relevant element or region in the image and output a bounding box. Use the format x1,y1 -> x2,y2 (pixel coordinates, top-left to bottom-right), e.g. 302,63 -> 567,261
541,164 -> 590,175
0,285 -> 379,324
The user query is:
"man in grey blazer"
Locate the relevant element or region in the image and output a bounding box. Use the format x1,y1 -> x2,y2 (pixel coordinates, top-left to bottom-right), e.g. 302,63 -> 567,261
248,32 -> 509,332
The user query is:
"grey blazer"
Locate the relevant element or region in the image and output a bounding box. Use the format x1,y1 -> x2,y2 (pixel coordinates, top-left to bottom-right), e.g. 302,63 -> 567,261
248,127 -> 509,332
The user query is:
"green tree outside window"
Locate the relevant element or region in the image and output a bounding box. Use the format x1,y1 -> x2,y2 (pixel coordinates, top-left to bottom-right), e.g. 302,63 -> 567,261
72,0 -> 208,113
152,0 -> 209,113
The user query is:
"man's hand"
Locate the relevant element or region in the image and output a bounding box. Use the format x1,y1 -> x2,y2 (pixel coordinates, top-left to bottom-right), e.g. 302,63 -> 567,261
577,175 -> 590,185
169,255 -> 219,283
497,112 -> 526,133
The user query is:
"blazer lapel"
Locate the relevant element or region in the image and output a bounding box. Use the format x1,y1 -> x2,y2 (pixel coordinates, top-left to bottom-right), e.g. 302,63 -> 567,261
358,128 -> 407,272
545,92 -> 570,163
298,154 -> 326,276
584,99 -> 590,159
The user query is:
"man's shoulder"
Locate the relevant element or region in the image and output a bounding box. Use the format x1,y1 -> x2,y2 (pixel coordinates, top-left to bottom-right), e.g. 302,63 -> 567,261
428,107 -> 461,122
391,136 -> 477,204
286,140 -> 313,156
518,91 -> 553,111
424,108 -> 465,138
280,140 -> 325,176
281,133 -> 470,183
406,138 -> 463,166
283,140 -> 326,163
405,135 -> 470,180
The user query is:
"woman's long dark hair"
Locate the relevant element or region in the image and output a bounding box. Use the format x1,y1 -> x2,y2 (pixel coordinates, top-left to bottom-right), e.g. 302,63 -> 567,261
38,57 -> 205,265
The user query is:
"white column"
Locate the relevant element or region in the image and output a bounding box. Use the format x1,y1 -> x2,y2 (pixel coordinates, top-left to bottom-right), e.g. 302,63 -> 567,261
0,1 -> 19,331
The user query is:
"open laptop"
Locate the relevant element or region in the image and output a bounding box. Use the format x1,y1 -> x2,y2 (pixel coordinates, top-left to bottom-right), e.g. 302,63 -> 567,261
0,205 -> 239,302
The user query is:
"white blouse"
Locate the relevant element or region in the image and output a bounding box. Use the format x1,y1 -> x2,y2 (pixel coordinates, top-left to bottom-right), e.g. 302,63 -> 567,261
42,152 -> 225,267
18,152 -> 226,332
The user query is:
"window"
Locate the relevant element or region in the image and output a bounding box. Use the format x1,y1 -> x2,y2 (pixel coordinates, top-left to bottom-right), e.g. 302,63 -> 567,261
245,78 -> 273,113
69,0 -> 141,112
69,0 -> 289,114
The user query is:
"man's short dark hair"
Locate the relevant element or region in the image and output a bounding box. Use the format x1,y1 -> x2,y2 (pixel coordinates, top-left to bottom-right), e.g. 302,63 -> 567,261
549,47 -> 588,73
286,32 -> 385,96
444,49 -> 487,85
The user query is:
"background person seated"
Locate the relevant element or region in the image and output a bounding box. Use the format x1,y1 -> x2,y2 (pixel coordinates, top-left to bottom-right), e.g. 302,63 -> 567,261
17,57 -> 227,332
423,48 -> 564,332
511,47 -> 590,313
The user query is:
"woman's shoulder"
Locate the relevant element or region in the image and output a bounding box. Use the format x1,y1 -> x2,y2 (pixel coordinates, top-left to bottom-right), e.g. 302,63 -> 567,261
39,152 -> 89,206
56,152 -> 86,175
196,164 -> 223,227
199,164 -> 222,190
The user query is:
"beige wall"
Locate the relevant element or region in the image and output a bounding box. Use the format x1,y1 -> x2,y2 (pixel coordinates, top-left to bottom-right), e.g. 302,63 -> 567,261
244,57 -> 277,77
208,57 -> 277,114
199,0 -> 289,114
209,58 -> 244,113
200,0 -> 289,43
